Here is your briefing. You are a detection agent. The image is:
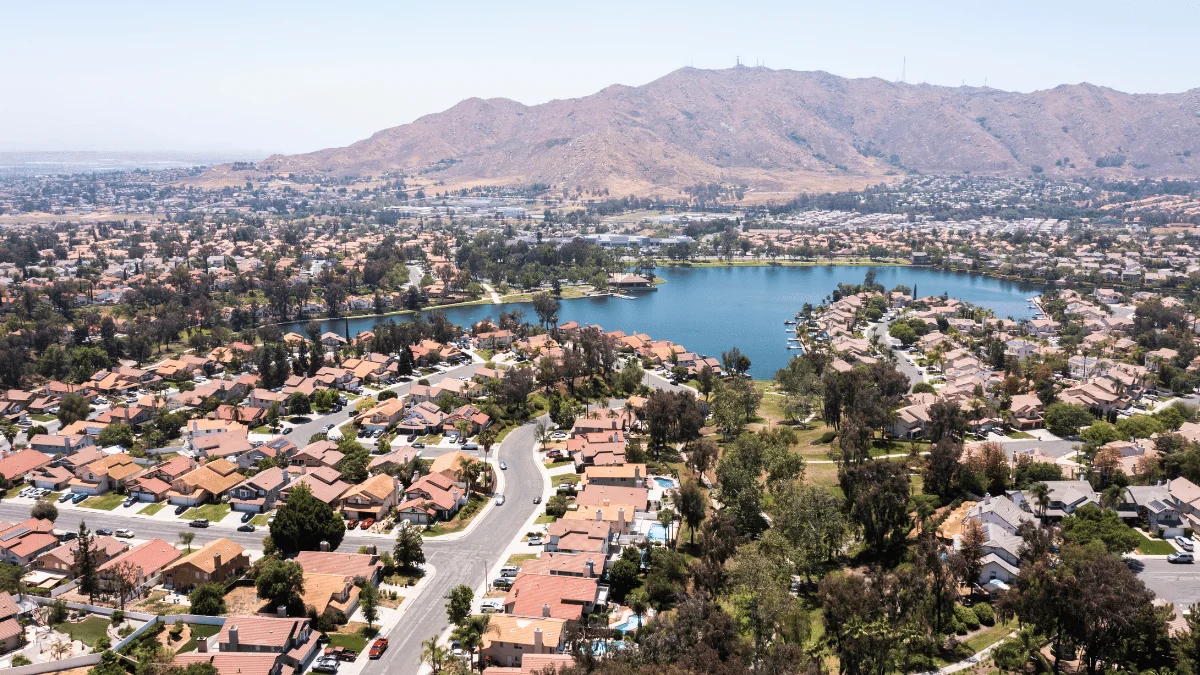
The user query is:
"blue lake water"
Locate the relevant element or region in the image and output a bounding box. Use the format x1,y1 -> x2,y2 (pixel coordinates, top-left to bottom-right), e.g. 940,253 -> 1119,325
292,266 -> 1041,378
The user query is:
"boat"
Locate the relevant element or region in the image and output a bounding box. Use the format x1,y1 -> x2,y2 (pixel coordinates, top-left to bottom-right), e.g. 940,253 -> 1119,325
784,320 -> 796,325
787,345 -> 803,350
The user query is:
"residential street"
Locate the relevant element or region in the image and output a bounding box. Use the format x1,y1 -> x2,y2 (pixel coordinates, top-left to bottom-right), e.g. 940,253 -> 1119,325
1135,558 -> 1200,607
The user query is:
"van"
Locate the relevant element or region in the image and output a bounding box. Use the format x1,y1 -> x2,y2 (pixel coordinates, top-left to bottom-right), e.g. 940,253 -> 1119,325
500,566 -> 519,578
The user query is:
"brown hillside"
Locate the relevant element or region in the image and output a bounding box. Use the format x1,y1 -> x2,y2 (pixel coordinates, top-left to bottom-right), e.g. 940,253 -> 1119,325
243,67 -> 1200,196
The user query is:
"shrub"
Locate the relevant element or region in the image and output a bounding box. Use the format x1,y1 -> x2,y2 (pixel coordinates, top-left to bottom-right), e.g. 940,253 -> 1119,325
12,655 -> 31,666
955,604 -> 980,631
110,610 -> 125,624
377,390 -> 398,401
817,431 -> 837,444
952,618 -> 967,635
94,635 -> 112,650
973,603 -> 995,626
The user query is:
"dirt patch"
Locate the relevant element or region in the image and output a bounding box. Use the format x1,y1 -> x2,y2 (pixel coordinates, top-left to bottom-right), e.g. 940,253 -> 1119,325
223,585 -> 269,616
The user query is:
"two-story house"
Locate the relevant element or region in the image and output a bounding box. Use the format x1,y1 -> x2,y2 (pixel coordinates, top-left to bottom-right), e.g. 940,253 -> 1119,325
229,467 -> 289,513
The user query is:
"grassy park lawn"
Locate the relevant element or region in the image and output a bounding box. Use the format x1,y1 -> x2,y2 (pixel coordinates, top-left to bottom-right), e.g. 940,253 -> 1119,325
183,503 -> 232,522
1135,530 -> 1178,555
424,493 -> 487,537
139,503 -> 166,516
54,617 -> 111,647
82,493 -> 125,510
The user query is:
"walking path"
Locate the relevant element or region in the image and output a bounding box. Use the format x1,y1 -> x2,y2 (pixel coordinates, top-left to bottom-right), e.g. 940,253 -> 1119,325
480,282 -> 502,304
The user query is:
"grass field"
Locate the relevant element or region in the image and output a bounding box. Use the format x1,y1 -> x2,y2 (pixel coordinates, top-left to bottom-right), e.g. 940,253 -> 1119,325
183,503 -> 232,522
325,630 -> 368,654
176,623 -> 222,653
82,493 -> 125,510
424,493 -> 487,537
139,503 -> 166,516
1135,530 -> 1178,555
54,617 -> 111,647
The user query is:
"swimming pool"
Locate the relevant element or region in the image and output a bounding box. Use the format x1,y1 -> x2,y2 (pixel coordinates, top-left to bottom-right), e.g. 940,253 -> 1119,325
652,477 -> 676,488
612,617 -> 642,632
647,523 -> 667,542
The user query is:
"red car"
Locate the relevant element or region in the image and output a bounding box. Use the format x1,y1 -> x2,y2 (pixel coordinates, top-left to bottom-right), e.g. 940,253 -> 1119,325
360,518 -> 375,530
368,638 -> 389,659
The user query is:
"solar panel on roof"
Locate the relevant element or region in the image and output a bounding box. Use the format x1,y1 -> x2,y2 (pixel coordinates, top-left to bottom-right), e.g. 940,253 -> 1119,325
1,526 -> 30,541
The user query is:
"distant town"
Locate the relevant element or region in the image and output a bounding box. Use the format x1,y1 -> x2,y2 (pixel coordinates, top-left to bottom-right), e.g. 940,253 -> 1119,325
1,165 -> 1200,675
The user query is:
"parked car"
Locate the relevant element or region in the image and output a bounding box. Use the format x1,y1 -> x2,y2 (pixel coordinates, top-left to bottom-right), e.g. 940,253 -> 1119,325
312,657 -> 340,674
123,497 -> 137,508
241,512 -> 254,523
528,536 -> 543,546
479,599 -> 504,613
368,638 -> 389,659
189,519 -> 210,528
347,519 -> 359,530
406,434 -> 418,442
237,524 -> 256,533
500,565 -> 519,577
57,493 -> 73,503
175,504 -> 189,515
282,427 -> 293,435
1169,551 -> 1194,564
491,577 -> 513,589
115,529 -> 135,538
1176,536 -> 1195,551
96,528 -> 113,536
71,493 -> 88,504
412,442 -> 425,449
360,518 -> 375,530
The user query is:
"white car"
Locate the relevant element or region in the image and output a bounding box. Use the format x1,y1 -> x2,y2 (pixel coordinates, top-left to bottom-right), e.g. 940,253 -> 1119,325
479,599 -> 504,613
1176,536 -> 1195,551
495,495 -> 505,505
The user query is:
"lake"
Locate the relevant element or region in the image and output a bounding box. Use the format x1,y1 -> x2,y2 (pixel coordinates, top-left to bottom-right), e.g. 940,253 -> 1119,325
288,265 -> 1041,378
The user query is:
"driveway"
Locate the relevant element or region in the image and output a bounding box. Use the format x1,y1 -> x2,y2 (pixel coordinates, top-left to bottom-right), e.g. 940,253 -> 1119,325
1136,558 -> 1200,607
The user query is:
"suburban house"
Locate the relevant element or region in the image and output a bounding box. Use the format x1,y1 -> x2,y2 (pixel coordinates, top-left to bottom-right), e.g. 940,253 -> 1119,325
280,467 -> 350,508
229,467 -> 290,513
28,433 -> 93,455
502,573 -> 606,621
293,551 -> 383,585
0,449 -> 53,484
290,440 -> 344,469
168,459 -> 245,506
481,614 -> 567,668
98,538 -> 183,596
340,474 -> 399,521
396,473 -> 464,526
174,616 -> 320,675
544,520 -> 611,556
581,464 -> 646,489
0,592 -> 23,654
162,538 -> 249,591
1014,480 -> 1099,519
36,535 -> 129,574
128,475 -> 173,502
1124,484 -> 1187,538
29,464 -> 75,490
70,453 -> 145,495
236,437 -> 296,471
1006,394 -> 1045,430
889,403 -> 931,439
0,518 -> 59,566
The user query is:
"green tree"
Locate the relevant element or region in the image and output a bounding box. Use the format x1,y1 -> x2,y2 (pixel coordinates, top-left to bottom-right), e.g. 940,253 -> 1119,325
75,521 -> 99,603
179,531 -> 195,553
1061,503 -> 1141,554
841,459 -> 911,553
674,479 -> 707,546
1081,420 -> 1122,447
97,423 -> 134,448
1044,402 -> 1095,438
189,583 -> 227,616
255,558 -> 305,613
269,483 -> 346,555
393,522 -> 426,570
31,499 -> 58,522
358,580 -> 379,629
444,584 -> 473,626
626,587 -> 650,631
285,392 -> 311,415
57,393 -> 91,426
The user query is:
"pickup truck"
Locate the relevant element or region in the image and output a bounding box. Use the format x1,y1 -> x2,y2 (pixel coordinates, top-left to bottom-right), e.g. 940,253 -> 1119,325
368,638 -> 389,659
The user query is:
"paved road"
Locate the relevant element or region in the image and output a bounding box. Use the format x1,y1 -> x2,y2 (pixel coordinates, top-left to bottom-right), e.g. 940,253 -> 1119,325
1136,558 -> 1200,607
866,320 -> 923,391
365,418 -> 546,675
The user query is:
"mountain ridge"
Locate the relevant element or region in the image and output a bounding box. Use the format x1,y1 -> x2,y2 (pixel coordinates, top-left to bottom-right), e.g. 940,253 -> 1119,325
243,67 -> 1200,196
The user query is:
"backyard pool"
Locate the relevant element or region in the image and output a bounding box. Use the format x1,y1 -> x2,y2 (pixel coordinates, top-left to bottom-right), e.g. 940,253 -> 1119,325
647,523 -> 667,542
652,477 -> 677,488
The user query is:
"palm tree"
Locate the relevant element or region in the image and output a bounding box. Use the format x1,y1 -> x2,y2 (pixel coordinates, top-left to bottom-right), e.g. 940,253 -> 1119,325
1101,484 -> 1124,510
421,636 -> 450,675
50,638 -> 71,660
179,531 -> 195,553
477,427 -> 498,462
456,458 -> 482,497
1029,482 -> 1050,520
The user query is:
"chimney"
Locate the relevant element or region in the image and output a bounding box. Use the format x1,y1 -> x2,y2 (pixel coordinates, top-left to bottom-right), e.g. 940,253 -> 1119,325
198,636 -> 209,653
602,497 -> 610,507
542,603 -> 551,618
617,508 -> 625,530
213,553 -> 222,570
984,493 -> 991,505
229,625 -> 239,651
585,559 -> 595,578
633,466 -> 640,480
320,540 -> 330,552
366,544 -> 377,555
277,605 -> 287,618
595,509 -> 603,522
533,627 -> 544,651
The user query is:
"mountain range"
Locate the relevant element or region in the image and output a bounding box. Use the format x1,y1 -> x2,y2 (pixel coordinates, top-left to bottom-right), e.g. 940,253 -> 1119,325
245,67 -> 1200,197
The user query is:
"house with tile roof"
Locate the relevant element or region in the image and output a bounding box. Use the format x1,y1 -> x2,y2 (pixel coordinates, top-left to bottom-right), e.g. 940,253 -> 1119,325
36,535 -> 128,575
168,458 -> 245,506
0,592 -> 23,654
502,573 -> 606,621
0,449 -> 53,484
70,452 -> 145,495
163,538 -> 249,591
482,654 -> 574,675
545,520 -> 611,556
229,468 -> 290,513
0,518 -> 60,566
280,467 -> 350,508
481,614 -> 567,668
98,538 -> 182,596
293,551 -> 383,585
340,474 -> 399,521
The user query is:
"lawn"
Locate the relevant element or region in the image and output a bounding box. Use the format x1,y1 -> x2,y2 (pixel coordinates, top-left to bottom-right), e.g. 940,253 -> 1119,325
250,425 -> 272,434
551,474 -> 578,487
139,503 -> 166,516
183,503 -> 232,522
418,434 -> 443,445
176,623 -> 222,653
31,413 -> 57,422
2,483 -> 25,499
324,630 -> 368,654
545,460 -> 573,469
1006,431 -> 1036,439
535,513 -> 559,525
1134,530 -> 1178,555
54,616 -> 111,647
505,553 -> 538,567
82,492 -> 126,510
250,513 -> 270,526
425,493 -> 488,537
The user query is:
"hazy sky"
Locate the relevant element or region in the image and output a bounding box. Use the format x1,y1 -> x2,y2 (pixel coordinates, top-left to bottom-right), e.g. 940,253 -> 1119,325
3,1 -> 1197,155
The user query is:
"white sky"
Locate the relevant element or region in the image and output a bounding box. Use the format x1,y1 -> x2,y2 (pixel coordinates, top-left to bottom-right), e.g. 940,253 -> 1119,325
2,0 -> 1197,154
